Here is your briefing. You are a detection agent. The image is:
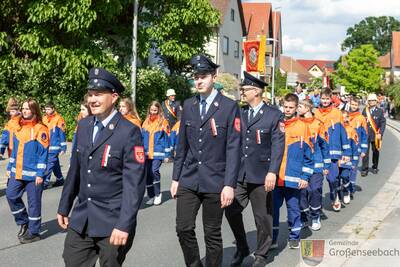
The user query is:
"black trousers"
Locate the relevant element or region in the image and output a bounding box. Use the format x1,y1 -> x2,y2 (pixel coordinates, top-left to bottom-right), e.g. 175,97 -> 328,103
63,227 -> 135,267
362,141 -> 380,171
176,186 -> 224,267
225,182 -> 273,257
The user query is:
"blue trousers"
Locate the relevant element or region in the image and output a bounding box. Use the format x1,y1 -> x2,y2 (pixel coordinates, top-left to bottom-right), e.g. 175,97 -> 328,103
145,159 -> 162,198
349,158 -> 360,193
6,177 -> 43,235
44,153 -> 63,184
300,173 -> 323,220
273,187 -> 302,241
328,166 -> 351,201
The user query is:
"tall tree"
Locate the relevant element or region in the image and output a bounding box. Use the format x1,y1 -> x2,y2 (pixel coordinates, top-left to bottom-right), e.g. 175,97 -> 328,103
341,16 -> 400,55
334,44 -> 383,94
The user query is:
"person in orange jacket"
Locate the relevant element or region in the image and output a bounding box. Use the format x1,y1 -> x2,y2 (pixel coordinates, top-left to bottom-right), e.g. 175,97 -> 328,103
0,98 -> 21,160
337,110 -> 359,209
297,99 -> 330,231
6,98 -> 49,244
119,97 -> 142,128
272,93 -> 313,250
42,102 -> 67,188
142,101 -> 171,205
314,88 -> 351,211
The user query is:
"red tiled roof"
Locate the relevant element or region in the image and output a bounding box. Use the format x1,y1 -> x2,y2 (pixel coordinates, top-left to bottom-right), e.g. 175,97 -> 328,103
209,0 -> 246,35
242,2 -> 272,40
379,52 -> 391,68
393,31 -> 400,67
297,59 -> 335,72
280,56 -> 312,83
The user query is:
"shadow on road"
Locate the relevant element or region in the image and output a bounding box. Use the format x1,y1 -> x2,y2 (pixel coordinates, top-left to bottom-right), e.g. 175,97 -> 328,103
40,219 -> 65,240
0,188 -> 6,198
140,190 -> 173,210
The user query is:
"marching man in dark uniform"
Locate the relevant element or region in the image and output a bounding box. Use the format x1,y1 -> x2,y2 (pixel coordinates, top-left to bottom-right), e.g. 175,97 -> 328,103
225,72 -> 285,267
170,55 -> 241,267
162,88 -> 182,129
57,67 -> 146,267
361,93 -> 386,176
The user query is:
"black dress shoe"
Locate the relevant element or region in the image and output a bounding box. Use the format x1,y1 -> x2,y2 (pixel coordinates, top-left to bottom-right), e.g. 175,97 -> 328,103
17,224 -> 28,238
252,256 -> 268,267
360,171 -> 368,177
371,168 -> 378,174
19,233 -> 41,244
230,249 -> 250,267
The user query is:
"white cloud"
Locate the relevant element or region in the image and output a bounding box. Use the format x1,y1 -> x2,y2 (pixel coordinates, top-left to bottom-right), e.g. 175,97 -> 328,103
265,0 -> 400,60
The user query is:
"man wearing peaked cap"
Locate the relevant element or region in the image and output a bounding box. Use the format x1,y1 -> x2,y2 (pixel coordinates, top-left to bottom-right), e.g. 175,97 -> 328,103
171,55 -> 241,266
57,67 -> 146,266
189,54 -> 220,74
87,67 -> 125,94
241,71 -> 268,89
225,71 -> 284,267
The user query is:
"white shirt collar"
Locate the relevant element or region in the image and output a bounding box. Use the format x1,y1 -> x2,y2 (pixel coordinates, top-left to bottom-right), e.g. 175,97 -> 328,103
95,109 -> 118,128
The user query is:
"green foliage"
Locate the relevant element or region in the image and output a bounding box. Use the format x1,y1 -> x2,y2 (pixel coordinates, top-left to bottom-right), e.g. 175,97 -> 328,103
385,82 -> 400,107
341,16 -> 400,55
268,70 -> 288,96
138,0 -> 220,72
309,77 -> 323,89
334,44 -> 383,94
0,0 -> 216,138
215,73 -> 240,100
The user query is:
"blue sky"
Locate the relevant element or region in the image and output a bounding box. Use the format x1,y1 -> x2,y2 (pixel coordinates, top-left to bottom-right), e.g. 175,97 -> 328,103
242,0 -> 400,60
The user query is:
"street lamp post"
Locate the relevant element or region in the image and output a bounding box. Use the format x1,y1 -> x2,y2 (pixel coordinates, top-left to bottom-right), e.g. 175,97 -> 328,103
271,7 -> 280,105
131,0 -> 139,103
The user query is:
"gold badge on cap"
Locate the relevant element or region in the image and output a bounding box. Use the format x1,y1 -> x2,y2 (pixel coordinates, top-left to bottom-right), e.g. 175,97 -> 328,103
94,79 -> 98,83
95,68 -> 99,75
197,55 -> 201,60
109,124 -> 114,130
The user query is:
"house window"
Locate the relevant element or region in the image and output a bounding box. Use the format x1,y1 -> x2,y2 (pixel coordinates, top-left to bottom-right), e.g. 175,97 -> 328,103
223,36 -> 229,55
231,9 -> 235,21
234,41 -> 240,58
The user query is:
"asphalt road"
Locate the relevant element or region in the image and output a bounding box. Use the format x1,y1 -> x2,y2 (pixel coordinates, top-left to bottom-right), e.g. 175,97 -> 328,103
0,129 -> 398,267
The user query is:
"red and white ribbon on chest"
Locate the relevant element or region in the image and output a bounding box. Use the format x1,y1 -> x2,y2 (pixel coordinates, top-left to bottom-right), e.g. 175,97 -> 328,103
256,129 -> 261,144
211,118 -> 218,136
101,144 -> 111,168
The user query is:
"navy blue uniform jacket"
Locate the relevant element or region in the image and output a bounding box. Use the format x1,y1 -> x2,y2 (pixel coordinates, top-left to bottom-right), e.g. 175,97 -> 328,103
58,112 -> 146,237
172,92 -> 241,193
362,107 -> 386,141
239,104 -> 285,184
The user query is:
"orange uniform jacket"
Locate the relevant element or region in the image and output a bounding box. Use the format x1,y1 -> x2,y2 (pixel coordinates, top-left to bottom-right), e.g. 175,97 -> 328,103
278,117 -> 314,189
7,120 -> 49,181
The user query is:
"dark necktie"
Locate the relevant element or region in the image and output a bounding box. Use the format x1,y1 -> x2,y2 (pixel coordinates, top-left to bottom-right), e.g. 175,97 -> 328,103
93,120 -> 104,144
200,99 -> 207,120
249,108 -> 254,122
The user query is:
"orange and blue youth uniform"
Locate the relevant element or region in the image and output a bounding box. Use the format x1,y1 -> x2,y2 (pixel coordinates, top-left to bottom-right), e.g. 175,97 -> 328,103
124,114 -> 142,129
273,117 -> 313,242
142,117 -> 170,198
0,115 -> 21,157
170,121 -> 180,154
315,106 -> 351,159
6,119 -> 49,236
142,118 -> 171,160
42,112 -> 67,185
42,112 -> 67,154
348,111 -> 368,193
331,123 -> 359,201
300,117 -> 330,221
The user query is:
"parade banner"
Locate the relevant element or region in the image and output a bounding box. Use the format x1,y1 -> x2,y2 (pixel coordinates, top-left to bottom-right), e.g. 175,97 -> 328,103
257,35 -> 267,74
244,40 -> 260,72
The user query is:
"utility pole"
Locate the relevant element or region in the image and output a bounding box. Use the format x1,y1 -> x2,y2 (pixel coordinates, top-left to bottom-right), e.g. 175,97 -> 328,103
131,0 -> 139,102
